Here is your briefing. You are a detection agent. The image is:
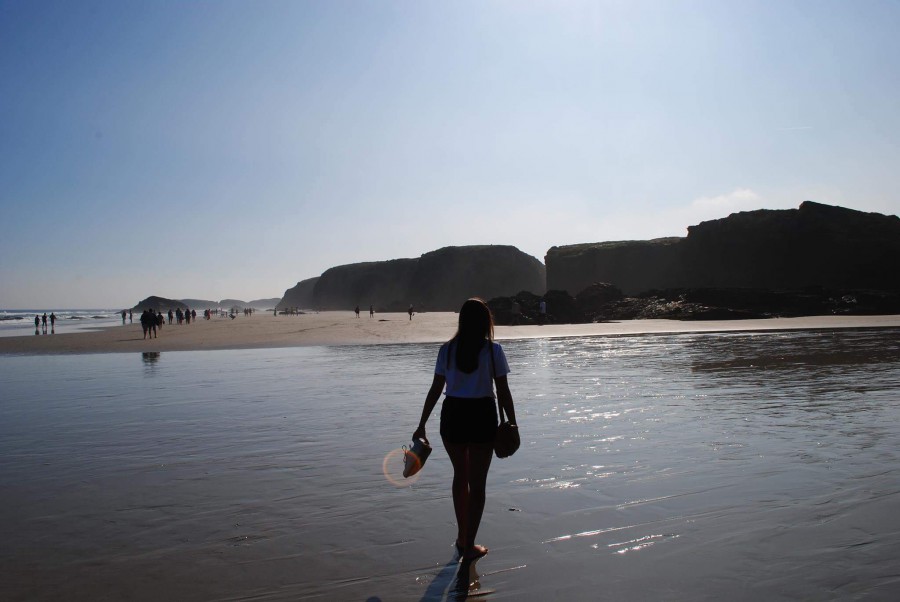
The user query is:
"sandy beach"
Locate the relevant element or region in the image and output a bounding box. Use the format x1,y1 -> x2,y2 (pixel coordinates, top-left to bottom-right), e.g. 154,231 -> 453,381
0,311 -> 898,355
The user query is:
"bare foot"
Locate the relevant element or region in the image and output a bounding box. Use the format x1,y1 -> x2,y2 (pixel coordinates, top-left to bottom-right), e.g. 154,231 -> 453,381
462,544 -> 488,562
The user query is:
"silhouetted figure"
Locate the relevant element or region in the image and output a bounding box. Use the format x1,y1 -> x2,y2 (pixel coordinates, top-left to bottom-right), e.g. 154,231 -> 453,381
408,305 -> 414,320
34,315 -> 39,335
412,298 -> 518,563
370,305 -> 374,318
49,312 -> 56,333
122,310 -> 127,324
140,309 -> 151,339
355,305 -> 360,318
191,309 -> 196,321
157,311 -> 164,331
129,310 -> 133,323
41,313 -> 47,333
168,309 -> 173,325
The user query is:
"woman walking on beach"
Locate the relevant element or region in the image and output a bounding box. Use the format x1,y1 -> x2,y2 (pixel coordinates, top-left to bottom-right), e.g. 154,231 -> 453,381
413,298 -> 518,562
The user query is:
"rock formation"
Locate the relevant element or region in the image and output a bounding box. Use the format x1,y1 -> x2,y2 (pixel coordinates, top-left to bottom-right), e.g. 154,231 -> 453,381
219,298 -> 281,310
547,202 -> 900,296
180,298 -> 219,309
135,297 -> 281,312
314,260 -> 417,311
276,277 -> 320,311
300,245 -> 546,312
132,296 -> 188,311
408,246 -> 546,311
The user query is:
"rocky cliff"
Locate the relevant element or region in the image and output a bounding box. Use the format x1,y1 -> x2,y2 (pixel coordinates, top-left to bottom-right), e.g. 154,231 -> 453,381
409,245 -> 546,311
547,202 -> 900,296
313,260 -> 417,311
276,277 -> 320,310
301,245 -> 546,311
546,238 -> 684,295
682,202 -> 900,290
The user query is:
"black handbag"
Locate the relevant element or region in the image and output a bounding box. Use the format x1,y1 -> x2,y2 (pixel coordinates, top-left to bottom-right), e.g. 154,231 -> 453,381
489,344 -> 519,458
494,405 -> 520,459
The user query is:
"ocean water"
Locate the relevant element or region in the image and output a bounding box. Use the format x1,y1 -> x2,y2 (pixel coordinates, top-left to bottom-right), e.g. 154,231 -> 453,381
0,309 -> 123,337
1,329 -> 899,601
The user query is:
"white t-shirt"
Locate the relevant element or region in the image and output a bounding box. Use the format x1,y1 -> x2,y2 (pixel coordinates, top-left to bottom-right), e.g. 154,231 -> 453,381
435,340 -> 511,398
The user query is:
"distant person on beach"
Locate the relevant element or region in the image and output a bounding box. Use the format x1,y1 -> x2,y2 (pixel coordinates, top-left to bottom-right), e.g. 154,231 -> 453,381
168,309 -> 173,325
41,313 -> 47,332
157,311 -> 164,331
191,309 -> 196,321
34,315 -> 40,334
370,305 -> 374,318
49,312 -> 56,331
408,305 -> 414,320
412,298 -> 518,563
129,310 -> 132,323
355,305 -> 360,318
140,310 -> 150,339
122,310 -> 127,324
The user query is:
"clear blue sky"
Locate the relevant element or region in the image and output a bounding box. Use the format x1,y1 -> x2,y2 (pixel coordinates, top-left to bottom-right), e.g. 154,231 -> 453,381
2,0 -> 898,308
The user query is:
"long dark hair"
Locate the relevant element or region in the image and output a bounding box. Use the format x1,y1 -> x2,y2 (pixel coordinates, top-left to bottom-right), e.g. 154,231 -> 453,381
450,298 -> 494,374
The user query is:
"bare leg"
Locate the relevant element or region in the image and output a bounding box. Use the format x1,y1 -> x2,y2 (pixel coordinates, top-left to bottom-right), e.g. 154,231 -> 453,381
443,440 -> 493,560
463,443 -> 493,555
443,440 -> 469,551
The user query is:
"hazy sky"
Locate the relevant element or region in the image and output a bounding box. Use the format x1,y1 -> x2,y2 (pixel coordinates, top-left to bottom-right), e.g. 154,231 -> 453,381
2,0 -> 898,308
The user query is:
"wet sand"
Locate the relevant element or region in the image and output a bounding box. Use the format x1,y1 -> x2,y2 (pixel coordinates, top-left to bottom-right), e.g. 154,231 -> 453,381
3,330 -> 899,600
0,311 -> 898,355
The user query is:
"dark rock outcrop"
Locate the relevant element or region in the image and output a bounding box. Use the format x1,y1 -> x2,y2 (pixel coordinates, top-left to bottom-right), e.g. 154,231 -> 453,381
135,296 -> 280,312
547,238 -> 684,296
301,245 -> 546,312
589,287 -> 900,321
546,202 -> 900,296
491,285 -> 900,323
276,278 -> 320,311
575,282 -> 625,316
682,202 -> 900,291
313,260 -> 418,311
132,296 -> 188,311
218,298 -> 280,309
489,289 -> 585,325
246,298 -> 282,309
180,298 -> 218,308
409,246 -> 546,311
487,291 -> 544,325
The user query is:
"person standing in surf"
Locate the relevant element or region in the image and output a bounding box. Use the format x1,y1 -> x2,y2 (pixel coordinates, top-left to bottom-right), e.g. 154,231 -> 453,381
412,298 -> 518,562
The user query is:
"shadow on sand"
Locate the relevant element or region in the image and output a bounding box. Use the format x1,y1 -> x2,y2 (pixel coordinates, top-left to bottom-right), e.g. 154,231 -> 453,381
419,553 -> 489,601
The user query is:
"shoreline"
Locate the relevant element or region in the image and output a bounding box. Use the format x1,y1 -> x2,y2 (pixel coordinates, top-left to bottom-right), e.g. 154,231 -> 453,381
0,311 -> 898,356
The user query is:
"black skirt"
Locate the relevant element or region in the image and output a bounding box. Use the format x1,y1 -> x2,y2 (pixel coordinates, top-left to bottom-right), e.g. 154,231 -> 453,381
440,396 -> 498,444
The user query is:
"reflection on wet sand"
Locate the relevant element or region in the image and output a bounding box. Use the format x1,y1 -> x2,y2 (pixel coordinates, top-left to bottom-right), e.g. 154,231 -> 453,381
1,329 -> 898,600
419,554 -> 489,601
